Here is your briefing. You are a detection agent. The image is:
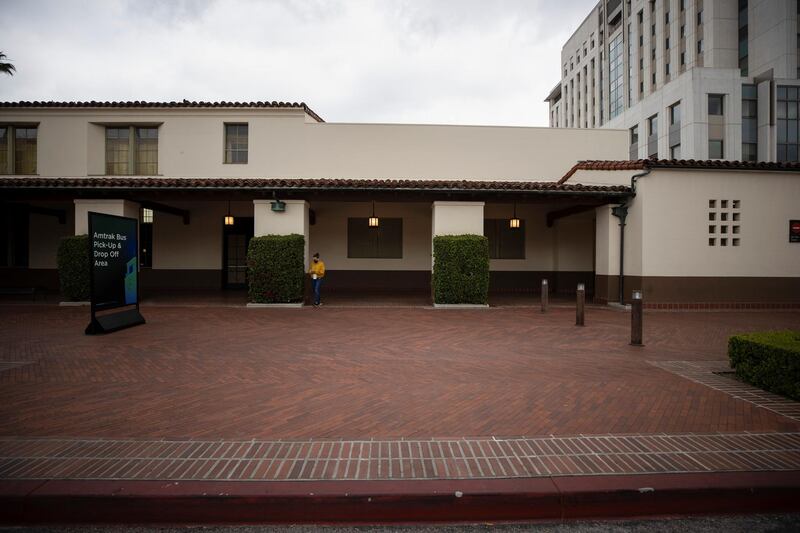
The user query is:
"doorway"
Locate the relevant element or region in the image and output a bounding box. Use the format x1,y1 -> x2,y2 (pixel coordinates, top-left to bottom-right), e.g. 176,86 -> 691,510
222,217 -> 253,289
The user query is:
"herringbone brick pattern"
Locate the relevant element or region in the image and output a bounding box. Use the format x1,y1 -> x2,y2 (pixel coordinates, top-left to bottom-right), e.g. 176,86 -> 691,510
1,433 -> 798,481
0,305 -> 798,439
651,361 -> 800,422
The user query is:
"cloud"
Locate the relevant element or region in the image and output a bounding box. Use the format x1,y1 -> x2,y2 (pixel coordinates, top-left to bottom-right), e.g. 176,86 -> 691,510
0,0 -> 596,126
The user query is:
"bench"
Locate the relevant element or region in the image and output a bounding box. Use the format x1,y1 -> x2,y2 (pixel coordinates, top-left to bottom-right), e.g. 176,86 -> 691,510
0,287 -> 38,301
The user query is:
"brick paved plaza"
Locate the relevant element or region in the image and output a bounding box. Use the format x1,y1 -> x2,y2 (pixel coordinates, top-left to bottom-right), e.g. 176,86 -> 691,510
0,304 -> 799,482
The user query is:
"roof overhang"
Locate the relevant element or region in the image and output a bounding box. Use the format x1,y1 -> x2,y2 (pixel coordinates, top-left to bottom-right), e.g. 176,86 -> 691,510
0,177 -> 632,204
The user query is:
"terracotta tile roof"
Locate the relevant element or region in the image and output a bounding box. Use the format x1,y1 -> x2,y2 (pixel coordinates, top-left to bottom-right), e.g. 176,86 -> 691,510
0,176 -> 630,194
558,159 -> 800,183
0,100 -> 324,122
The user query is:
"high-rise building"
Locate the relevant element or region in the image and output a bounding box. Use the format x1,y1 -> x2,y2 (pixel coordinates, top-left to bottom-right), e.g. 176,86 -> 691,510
545,0 -> 800,162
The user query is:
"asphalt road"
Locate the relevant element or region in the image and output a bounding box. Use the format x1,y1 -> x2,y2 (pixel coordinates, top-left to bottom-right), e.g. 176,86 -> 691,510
3,513 -> 799,532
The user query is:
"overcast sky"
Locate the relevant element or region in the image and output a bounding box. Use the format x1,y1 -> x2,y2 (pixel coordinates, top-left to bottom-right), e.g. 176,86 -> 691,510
1,0 -> 595,126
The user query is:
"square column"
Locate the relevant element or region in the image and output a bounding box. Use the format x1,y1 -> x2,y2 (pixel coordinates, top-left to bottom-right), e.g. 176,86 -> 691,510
431,201 -> 484,237
431,201 -> 485,269
253,199 -> 310,265
74,199 -> 140,235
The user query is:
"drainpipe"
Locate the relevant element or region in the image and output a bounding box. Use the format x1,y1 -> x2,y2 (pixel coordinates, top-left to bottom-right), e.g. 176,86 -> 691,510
610,168 -> 651,304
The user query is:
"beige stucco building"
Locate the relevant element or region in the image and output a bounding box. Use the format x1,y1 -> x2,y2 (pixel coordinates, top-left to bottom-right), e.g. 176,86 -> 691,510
1,101 -> 798,307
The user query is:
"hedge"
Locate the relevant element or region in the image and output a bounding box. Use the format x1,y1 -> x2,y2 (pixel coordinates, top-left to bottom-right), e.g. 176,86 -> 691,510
728,330 -> 800,401
247,234 -> 305,303
57,234 -> 90,301
432,234 -> 489,305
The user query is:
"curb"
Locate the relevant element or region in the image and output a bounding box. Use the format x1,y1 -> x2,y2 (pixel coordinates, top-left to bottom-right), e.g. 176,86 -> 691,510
1,472 -> 799,525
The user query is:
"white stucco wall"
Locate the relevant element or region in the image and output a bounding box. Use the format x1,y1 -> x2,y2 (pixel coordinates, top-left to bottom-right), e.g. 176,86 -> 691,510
309,201 -> 432,271
0,107 -> 628,181
637,169 -> 800,277
151,200 -> 251,270
73,199 -> 140,235
27,202 -> 73,269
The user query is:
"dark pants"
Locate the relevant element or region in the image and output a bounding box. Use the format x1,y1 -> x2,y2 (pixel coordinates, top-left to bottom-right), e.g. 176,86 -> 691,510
312,278 -> 323,305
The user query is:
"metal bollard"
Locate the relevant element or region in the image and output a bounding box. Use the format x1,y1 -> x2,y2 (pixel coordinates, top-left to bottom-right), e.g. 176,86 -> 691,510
576,283 -> 585,326
630,289 -> 643,346
541,279 -> 549,313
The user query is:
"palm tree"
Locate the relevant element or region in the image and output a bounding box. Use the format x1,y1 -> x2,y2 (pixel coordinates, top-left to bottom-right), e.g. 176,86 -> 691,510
0,52 -> 16,76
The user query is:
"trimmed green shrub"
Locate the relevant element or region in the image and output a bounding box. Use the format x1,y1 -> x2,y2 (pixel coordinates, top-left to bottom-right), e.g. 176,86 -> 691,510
247,234 -> 305,303
728,330 -> 800,401
57,234 -> 90,301
432,234 -> 490,305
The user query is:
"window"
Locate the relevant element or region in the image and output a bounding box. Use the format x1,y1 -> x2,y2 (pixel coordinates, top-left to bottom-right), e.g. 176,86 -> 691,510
670,102 -> 681,125
630,125 -> 639,145
697,39 -> 704,53
709,139 -> 724,159
347,218 -> 402,258
0,125 -> 38,175
742,84 -> 757,162
776,85 -> 800,161
140,208 -> 153,268
697,9 -> 703,25
647,114 -> 659,158
224,123 -> 248,164
609,32 -> 625,119
670,144 -> 681,158
105,126 -> 158,175
665,62 -> 671,75
708,94 -> 724,115
680,25 -> 685,38
681,51 -> 686,65
665,12 -> 670,24
648,114 -> 658,136
484,219 -> 525,259
739,0 -> 749,76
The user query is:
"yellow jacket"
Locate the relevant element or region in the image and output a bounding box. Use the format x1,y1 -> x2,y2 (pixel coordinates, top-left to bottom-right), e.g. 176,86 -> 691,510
309,260 -> 326,278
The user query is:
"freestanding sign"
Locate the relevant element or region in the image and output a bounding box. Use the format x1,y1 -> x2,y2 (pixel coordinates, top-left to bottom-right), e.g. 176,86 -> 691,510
85,212 -> 146,334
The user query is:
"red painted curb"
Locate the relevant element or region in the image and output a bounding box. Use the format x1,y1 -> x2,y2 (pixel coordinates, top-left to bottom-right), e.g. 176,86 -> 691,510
1,472 -> 799,525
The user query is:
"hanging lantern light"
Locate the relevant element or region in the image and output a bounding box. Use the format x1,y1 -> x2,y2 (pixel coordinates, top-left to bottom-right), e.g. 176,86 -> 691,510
224,200 -> 235,226
509,202 -> 521,229
368,200 -> 380,227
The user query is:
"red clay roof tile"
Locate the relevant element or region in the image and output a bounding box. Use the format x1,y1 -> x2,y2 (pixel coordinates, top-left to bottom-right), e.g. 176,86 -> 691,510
0,100 -> 324,122
558,159 -> 800,183
0,176 -> 630,194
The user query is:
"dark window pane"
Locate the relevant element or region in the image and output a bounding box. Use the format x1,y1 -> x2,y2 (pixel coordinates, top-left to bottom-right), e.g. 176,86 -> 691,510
709,140 -> 723,159
742,84 -> 757,99
708,95 -> 724,115
789,120 -> 798,143
14,127 -> 37,174
485,219 -> 525,259
0,127 -> 7,174
347,218 -> 402,258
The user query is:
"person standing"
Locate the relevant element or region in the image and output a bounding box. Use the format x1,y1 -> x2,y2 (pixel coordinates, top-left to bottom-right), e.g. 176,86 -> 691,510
309,252 -> 326,306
